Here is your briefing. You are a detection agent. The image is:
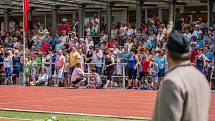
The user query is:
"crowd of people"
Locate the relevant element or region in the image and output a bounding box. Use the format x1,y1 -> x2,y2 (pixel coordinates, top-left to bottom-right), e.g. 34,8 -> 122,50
0,16 -> 215,90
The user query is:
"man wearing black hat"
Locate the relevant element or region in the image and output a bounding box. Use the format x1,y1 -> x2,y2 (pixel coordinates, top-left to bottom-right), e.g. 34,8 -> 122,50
152,31 -> 211,121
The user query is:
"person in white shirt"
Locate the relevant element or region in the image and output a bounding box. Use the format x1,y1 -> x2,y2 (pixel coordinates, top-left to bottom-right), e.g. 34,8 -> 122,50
192,25 -> 203,37
119,23 -> 127,37
100,30 -> 108,43
3,51 -> 13,85
35,68 -> 48,86
70,63 -> 86,88
126,36 -> 134,51
183,28 -> 192,39
13,37 -> 19,48
126,23 -> 134,36
111,24 -> 119,37
157,28 -> 165,42
60,30 -> 69,44
92,46 -> 103,74
85,32 -> 94,52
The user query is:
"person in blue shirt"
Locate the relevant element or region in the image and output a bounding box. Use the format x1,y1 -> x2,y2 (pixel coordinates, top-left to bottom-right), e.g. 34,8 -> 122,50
203,46 -> 213,61
127,48 -> 140,89
196,48 -> 206,72
12,50 -> 20,84
121,45 -> 130,63
55,39 -> 64,52
51,50 -> 57,76
151,62 -> 159,90
144,39 -> 153,49
155,49 -> 167,82
196,33 -> 204,48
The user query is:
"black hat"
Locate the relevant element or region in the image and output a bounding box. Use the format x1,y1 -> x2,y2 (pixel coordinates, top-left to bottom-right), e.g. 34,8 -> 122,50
166,31 -> 191,53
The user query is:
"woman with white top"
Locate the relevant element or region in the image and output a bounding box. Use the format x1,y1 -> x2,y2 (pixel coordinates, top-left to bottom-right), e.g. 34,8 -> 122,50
35,68 -> 48,86
3,51 -> 13,85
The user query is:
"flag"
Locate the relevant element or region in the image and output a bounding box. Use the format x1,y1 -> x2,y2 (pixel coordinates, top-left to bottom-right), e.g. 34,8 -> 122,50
23,0 -> 29,32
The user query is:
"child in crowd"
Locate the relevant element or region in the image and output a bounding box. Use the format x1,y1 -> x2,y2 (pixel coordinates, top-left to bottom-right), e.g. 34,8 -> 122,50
116,52 -> 123,76
151,62 -> 159,90
24,56 -> 31,86
30,57 -> 37,84
64,58 -> 70,87
87,68 -> 103,88
203,59 -> 212,81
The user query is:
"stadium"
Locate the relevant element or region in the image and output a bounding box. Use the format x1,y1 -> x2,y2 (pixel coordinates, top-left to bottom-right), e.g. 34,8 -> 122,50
0,0 -> 214,121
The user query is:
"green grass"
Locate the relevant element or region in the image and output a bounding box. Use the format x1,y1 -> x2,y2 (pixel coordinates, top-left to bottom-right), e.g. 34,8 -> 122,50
0,110 -> 150,121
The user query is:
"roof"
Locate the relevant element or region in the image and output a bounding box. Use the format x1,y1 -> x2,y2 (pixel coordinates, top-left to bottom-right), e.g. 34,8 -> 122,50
0,0 -> 208,15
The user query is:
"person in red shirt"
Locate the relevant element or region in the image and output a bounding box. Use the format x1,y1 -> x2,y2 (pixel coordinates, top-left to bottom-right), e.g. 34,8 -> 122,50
190,44 -> 198,64
41,40 -> 49,52
137,55 -> 151,86
106,37 -> 118,48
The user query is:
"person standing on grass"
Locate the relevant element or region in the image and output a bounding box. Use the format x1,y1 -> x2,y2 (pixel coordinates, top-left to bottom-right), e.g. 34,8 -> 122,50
55,50 -> 65,86
152,31 -> 211,121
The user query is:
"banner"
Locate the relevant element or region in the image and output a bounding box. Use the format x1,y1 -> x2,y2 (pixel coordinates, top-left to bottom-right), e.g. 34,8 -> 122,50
23,0 -> 29,32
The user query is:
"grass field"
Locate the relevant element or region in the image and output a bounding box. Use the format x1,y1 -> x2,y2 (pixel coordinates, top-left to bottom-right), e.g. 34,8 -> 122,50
0,110 -> 150,121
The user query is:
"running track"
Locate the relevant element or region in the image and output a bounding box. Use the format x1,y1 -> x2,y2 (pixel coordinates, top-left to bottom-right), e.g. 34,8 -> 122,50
0,86 -> 214,121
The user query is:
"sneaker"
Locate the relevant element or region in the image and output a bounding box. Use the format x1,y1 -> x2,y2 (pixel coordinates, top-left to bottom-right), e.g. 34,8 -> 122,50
126,86 -> 132,89
73,86 -> 79,89
133,86 -> 139,90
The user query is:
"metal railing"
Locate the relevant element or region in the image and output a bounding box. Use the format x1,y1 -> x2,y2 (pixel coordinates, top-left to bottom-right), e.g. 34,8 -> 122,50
0,62 -> 214,90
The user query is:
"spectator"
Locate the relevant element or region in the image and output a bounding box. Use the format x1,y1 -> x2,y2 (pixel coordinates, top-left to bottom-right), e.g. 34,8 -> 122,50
87,68 -> 102,88
203,46 -> 213,61
183,28 -> 192,39
30,57 -> 37,83
190,44 -> 198,63
92,46 -> 103,74
195,48 -> 206,72
12,49 -> 20,84
85,32 -> 94,52
100,30 -> 108,43
35,68 -> 48,86
104,51 -> 115,88
121,44 -> 129,63
150,62 -> 159,90
58,18 -> 71,33
155,49 -> 167,82
3,51 -> 13,85
147,20 -> 157,34
192,25 -> 203,37
55,50 -> 65,86
127,48 -> 140,89
69,47 -> 80,76
70,63 -> 86,88
60,30 -> 69,44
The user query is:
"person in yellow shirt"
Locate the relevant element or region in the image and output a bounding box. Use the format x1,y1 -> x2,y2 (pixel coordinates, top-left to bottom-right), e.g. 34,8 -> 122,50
69,47 -> 80,76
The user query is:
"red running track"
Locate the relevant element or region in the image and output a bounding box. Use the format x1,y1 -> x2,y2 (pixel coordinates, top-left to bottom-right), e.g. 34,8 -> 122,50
0,86 -> 214,121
